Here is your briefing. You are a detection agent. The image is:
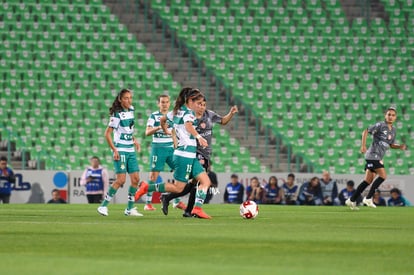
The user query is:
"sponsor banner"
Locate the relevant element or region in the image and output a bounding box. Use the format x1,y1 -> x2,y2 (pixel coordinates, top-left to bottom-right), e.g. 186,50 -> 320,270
7,171 -> 414,205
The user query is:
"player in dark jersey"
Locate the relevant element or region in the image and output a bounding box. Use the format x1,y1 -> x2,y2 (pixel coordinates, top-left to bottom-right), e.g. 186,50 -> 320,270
346,107 -> 406,210
161,95 -> 238,217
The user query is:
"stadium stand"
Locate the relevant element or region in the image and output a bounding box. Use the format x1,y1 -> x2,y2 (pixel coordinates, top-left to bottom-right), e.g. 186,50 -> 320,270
0,0 -> 412,175
0,0 -> 266,172
148,0 -> 413,175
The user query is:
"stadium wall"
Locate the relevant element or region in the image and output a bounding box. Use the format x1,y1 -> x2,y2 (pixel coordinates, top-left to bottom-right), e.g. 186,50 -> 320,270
9,170 -> 414,205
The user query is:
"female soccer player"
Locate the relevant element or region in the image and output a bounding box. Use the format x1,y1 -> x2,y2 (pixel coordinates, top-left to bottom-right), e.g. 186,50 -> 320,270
136,94 -> 185,211
346,107 -> 407,210
135,88 -> 212,219
160,95 -> 238,217
97,89 -> 143,217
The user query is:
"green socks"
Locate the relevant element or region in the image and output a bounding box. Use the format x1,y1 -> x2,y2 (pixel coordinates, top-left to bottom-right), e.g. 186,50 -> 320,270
101,186 -> 118,207
127,186 -> 137,210
148,183 -> 165,193
194,189 -> 207,208
146,180 -> 155,204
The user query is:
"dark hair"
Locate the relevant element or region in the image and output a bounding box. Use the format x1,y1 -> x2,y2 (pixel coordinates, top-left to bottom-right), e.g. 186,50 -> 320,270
173,87 -> 203,115
268,176 -> 278,186
109,89 -> 131,115
0,156 -> 7,162
157,94 -> 170,102
287,173 -> 295,179
51,188 -> 59,194
309,176 -> 321,191
91,156 -> 100,163
346,180 -> 355,186
390,188 -> 401,195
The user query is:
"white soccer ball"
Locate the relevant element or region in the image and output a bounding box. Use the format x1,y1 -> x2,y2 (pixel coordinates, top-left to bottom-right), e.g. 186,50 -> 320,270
240,200 -> 259,219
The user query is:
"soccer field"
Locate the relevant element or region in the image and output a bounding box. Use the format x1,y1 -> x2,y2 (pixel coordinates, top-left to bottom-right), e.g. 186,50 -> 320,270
0,204 -> 413,275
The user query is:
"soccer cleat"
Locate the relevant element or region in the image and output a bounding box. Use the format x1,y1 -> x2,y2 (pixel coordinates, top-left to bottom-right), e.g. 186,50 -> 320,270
173,201 -> 187,211
363,197 -> 377,208
134,181 -> 149,202
144,204 -> 156,211
191,207 -> 211,219
345,198 -> 359,211
182,212 -> 193,218
97,206 -> 108,216
161,194 -> 169,216
124,207 -> 143,217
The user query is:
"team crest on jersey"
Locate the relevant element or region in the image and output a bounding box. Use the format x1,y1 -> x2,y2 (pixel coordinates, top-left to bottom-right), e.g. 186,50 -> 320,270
120,164 -> 125,170
199,122 -> 206,129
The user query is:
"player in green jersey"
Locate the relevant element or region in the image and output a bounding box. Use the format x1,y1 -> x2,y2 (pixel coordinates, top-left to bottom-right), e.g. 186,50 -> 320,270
135,88 -> 212,219
136,94 -> 185,211
97,89 -> 143,217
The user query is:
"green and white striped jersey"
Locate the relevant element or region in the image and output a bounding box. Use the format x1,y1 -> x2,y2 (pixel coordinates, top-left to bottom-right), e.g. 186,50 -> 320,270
147,111 -> 173,147
168,105 -> 198,159
108,107 -> 136,153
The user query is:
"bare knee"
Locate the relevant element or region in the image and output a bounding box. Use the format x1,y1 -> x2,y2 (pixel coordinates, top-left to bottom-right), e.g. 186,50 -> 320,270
149,172 -> 158,182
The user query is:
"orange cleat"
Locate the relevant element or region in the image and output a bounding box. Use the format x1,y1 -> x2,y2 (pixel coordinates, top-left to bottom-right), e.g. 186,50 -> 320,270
191,207 -> 211,219
173,201 -> 187,211
144,204 -> 156,211
134,181 -> 149,202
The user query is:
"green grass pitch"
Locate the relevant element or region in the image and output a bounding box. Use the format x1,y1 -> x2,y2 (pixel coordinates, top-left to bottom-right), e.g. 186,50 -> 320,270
0,204 -> 413,275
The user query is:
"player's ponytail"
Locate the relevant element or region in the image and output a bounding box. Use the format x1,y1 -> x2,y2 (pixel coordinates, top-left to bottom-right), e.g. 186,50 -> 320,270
173,87 -> 193,115
109,89 -> 131,115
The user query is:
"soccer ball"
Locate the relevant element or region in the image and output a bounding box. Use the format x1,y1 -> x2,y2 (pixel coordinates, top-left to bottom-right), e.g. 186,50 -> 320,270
240,200 -> 259,219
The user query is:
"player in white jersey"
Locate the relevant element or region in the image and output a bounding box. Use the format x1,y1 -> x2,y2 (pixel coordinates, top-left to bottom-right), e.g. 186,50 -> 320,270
135,88 -> 212,219
97,89 -> 143,217
346,107 -> 407,210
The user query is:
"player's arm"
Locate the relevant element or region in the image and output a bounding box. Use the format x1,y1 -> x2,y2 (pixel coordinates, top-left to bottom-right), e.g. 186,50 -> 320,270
145,125 -> 162,136
160,116 -> 172,135
221,105 -> 238,125
171,128 -> 178,149
390,144 -> 407,150
104,127 -> 120,160
132,136 -> 141,152
360,129 -> 369,153
185,121 -> 208,147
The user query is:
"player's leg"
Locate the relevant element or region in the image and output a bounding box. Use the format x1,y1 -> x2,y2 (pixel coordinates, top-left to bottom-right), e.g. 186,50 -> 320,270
124,153 -> 143,216
363,166 -> 386,208
142,171 -> 159,211
98,172 -> 126,216
366,167 -> 387,199
183,185 -> 197,217
346,168 -> 374,210
184,159 -> 210,216
191,161 -> 212,219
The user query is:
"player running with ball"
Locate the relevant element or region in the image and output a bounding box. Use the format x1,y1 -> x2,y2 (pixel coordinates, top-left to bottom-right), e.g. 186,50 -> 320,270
346,107 -> 407,210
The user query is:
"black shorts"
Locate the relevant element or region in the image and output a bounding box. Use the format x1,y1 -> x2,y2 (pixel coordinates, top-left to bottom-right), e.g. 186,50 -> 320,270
196,153 -> 210,171
365,159 -> 384,172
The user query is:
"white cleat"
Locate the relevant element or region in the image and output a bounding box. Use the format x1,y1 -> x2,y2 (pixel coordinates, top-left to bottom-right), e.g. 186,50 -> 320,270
124,207 -> 143,217
97,206 -> 108,216
363,197 -> 377,208
345,198 -> 359,211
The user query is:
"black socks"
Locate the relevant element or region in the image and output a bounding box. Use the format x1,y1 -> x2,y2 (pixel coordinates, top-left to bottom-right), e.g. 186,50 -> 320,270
351,181 -> 369,202
366,177 -> 385,199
